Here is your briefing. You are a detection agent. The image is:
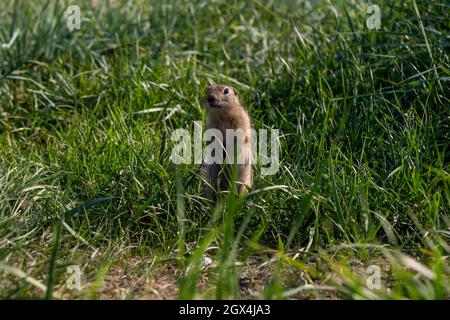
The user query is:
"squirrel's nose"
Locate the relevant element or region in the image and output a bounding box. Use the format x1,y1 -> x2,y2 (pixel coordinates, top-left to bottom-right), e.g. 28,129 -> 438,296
207,95 -> 216,104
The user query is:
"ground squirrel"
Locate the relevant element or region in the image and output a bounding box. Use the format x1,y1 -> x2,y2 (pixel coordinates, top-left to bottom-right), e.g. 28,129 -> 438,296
204,84 -> 252,196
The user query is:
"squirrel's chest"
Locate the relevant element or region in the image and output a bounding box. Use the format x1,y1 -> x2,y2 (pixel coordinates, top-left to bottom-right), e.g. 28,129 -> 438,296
206,115 -> 239,133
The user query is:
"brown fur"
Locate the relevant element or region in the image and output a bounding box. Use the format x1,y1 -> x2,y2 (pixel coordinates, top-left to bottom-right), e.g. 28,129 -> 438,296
204,84 -> 252,196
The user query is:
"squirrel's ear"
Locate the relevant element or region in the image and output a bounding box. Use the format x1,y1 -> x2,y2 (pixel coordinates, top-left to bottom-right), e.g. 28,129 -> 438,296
233,88 -> 238,96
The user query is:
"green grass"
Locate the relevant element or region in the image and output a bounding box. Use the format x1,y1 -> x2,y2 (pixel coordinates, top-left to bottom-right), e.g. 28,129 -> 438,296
0,0 -> 448,299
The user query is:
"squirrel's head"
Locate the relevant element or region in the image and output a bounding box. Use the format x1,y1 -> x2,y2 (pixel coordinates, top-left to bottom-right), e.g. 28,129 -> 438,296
205,84 -> 240,110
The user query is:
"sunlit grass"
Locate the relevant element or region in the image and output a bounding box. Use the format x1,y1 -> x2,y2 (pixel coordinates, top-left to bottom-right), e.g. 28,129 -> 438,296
0,0 -> 448,299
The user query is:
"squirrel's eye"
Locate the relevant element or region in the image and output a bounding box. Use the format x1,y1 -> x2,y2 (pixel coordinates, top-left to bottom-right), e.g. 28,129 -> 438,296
223,88 -> 229,95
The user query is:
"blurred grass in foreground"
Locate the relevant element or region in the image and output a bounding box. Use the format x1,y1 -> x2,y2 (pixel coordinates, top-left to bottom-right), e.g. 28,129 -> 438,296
0,0 -> 448,299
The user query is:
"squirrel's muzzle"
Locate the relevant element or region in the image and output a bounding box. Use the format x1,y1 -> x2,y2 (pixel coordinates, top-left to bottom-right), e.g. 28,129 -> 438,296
207,95 -> 216,104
